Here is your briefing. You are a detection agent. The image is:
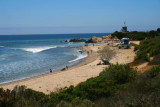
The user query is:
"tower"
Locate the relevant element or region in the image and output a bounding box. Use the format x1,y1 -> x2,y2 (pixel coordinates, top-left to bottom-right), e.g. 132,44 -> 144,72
121,21 -> 128,32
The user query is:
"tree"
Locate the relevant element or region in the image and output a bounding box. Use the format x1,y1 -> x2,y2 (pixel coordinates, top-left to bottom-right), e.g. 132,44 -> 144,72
147,30 -> 157,38
157,28 -> 160,33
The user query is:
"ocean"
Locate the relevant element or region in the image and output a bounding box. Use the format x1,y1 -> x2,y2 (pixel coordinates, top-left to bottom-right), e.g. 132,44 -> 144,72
0,33 -> 109,84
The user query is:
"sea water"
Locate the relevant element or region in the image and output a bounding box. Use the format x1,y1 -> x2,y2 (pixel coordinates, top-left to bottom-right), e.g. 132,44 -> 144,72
0,33 -> 109,84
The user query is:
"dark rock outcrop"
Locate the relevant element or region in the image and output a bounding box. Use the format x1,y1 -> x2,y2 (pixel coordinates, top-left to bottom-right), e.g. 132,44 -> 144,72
65,40 -> 68,42
70,38 -> 86,42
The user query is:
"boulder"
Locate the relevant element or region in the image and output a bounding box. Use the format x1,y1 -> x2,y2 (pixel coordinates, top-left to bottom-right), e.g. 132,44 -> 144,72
86,36 -> 102,43
69,38 -> 86,42
102,34 -> 118,40
102,34 -> 112,40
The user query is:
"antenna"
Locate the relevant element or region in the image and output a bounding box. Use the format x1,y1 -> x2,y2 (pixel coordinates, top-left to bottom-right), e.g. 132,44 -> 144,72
121,21 -> 128,32
124,21 -> 126,27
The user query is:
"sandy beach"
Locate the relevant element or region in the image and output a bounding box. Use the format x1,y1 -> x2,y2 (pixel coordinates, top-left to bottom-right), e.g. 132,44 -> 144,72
0,44 -> 136,94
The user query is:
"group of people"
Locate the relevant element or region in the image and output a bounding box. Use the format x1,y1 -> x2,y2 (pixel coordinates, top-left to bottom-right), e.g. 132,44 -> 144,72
61,66 -> 69,71
87,49 -> 93,55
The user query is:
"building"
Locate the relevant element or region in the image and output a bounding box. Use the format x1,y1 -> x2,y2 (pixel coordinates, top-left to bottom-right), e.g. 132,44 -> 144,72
121,22 -> 128,32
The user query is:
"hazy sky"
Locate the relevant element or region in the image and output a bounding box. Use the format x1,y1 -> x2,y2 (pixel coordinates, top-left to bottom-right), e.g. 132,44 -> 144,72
0,0 -> 160,34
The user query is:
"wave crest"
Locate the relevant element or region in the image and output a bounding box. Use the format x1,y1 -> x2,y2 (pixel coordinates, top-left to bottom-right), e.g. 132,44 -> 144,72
69,50 -> 87,63
22,46 -> 57,53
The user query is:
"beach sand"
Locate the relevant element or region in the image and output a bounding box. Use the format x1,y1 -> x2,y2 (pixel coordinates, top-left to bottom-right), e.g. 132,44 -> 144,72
0,44 -> 136,94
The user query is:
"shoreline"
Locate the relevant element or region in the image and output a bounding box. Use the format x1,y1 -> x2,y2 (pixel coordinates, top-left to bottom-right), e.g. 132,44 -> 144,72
0,44 -> 105,94
0,45 -> 97,85
0,43 -> 136,94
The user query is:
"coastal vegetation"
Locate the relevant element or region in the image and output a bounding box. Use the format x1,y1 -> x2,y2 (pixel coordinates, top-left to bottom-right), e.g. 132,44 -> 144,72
1,29 -> 160,107
0,64 -> 137,107
1,63 -> 160,107
69,28 -> 160,43
134,37 -> 160,62
112,29 -> 160,40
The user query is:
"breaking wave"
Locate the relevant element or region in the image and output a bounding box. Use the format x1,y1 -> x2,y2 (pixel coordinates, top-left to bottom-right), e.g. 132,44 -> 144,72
69,50 -> 87,63
22,46 -> 57,53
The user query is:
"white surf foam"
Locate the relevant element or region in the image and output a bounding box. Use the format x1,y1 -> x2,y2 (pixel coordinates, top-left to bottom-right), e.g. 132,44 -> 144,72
22,46 -> 57,53
69,50 -> 87,63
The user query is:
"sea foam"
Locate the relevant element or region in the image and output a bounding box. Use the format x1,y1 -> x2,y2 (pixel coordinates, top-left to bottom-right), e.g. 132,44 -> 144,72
22,46 -> 57,53
69,50 -> 87,63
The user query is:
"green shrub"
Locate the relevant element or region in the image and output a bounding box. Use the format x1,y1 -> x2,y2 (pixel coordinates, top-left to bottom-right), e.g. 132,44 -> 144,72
135,50 -> 150,61
112,31 -> 148,40
4,64 -> 160,107
147,66 -> 160,78
134,38 -> 160,61
58,76 -> 115,101
133,44 -> 139,51
95,66 -> 160,107
48,64 -> 137,103
57,97 -> 96,107
149,54 -> 160,65
101,64 -> 137,84
0,89 -> 14,107
149,45 -> 160,57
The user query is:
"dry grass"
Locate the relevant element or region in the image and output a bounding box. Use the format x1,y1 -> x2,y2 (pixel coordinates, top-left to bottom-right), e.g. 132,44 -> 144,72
129,59 -> 146,67
98,46 -> 116,60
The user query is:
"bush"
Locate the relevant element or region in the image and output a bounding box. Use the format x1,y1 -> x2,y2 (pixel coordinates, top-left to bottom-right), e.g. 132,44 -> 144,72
57,97 -> 96,107
147,66 -> 160,78
101,64 -> 137,84
135,50 -> 150,61
157,28 -> 160,33
149,54 -> 160,65
57,76 -> 115,101
147,30 -> 158,38
135,38 -> 160,61
112,29 -> 160,40
47,64 -> 137,103
3,64 -> 160,107
0,88 -> 17,107
112,31 -> 147,40
95,66 -> 160,107
130,43 -> 139,51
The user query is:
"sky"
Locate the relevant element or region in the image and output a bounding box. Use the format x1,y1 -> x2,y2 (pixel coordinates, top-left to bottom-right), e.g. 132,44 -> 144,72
0,0 -> 160,35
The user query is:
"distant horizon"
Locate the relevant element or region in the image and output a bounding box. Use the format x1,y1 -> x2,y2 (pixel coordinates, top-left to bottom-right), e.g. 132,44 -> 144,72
0,0 -> 159,35
0,27 -> 159,36
0,32 -> 111,36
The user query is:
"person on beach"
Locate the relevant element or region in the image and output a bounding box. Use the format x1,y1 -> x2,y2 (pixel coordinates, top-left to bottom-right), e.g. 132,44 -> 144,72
97,61 -> 102,65
91,50 -> 93,53
50,69 -> 52,73
61,68 -> 66,71
66,66 -> 68,69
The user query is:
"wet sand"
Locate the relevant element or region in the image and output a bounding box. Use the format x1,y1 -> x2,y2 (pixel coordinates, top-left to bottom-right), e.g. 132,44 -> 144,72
0,44 -> 136,94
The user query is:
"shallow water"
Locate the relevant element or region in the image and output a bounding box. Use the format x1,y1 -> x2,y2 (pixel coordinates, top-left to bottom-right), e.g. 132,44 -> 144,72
0,33 -> 109,83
